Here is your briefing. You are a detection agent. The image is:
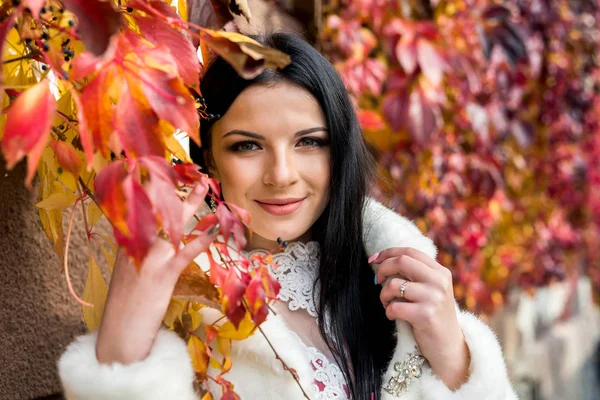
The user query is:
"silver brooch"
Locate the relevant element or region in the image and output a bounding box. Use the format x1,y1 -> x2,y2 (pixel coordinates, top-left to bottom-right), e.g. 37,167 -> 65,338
383,347 -> 427,397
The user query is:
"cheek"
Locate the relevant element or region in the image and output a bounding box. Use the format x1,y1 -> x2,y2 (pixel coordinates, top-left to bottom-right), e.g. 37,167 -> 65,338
213,154 -> 259,202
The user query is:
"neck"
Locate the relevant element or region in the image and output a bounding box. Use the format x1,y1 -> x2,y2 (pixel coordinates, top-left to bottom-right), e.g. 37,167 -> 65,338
244,228 -> 313,251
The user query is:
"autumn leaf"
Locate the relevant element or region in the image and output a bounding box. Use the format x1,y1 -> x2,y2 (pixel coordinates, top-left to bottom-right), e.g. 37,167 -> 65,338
220,267 -> 248,327
218,311 -> 256,340
114,83 -> 165,159
164,298 -> 187,328
113,174 -> 158,268
188,0 -> 251,31
87,201 -> 104,227
95,160 -> 129,235
188,335 -> 210,376
62,0 -> 123,56
357,109 -> 385,131
81,253 -> 108,332
173,262 -> 221,308
416,39 -> 446,86
134,1 -> 200,86
199,29 -> 291,79
80,68 -> 116,158
49,140 -> 83,177
216,202 -> 246,248
36,191 -> 79,211
245,274 -> 267,325
138,67 -> 200,143
1,81 -> 57,188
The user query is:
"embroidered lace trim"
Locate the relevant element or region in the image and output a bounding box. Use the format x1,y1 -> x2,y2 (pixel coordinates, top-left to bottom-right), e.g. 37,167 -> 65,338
244,241 -> 321,317
244,242 -> 348,399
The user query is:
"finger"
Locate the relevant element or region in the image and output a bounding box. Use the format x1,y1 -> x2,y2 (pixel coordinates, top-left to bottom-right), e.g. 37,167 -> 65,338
171,232 -> 217,274
376,255 -> 439,285
380,279 -> 430,307
385,301 -> 422,323
371,247 -> 443,272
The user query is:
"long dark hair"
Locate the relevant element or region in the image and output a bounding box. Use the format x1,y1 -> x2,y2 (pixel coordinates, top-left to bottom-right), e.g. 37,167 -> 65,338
190,32 -> 395,399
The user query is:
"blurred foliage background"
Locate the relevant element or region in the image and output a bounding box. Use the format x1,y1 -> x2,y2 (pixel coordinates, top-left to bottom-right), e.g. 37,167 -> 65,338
318,0 -> 600,316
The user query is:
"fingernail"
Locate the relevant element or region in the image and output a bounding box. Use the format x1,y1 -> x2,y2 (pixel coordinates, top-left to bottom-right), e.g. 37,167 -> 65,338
374,273 -> 378,285
368,252 -> 380,264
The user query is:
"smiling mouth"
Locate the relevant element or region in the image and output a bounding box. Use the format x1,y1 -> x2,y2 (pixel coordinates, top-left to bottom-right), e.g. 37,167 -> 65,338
255,198 -> 305,216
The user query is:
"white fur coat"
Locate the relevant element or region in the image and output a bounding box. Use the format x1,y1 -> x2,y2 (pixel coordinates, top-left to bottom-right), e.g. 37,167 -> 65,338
58,199 -> 518,399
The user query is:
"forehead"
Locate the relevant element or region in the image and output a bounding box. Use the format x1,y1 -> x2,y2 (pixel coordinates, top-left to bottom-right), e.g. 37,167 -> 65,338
212,81 -> 327,135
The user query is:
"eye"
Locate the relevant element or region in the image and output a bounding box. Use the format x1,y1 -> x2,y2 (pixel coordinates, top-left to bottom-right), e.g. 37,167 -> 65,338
296,137 -> 326,148
231,141 -> 261,152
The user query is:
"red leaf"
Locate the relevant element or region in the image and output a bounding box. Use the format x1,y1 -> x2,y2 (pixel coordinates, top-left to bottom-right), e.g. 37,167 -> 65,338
70,91 -> 94,168
208,251 -> 228,287
63,0 -> 123,56
396,36 -> 417,75
138,68 -> 199,144
114,174 -> 158,268
226,202 -> 251,226
382,91 -> 409,133
95,161 -> 129,235
2,81 -> 56,188
406,88 -> 440,144
221,268 -> 248,328
216,203 -> 247,249
357,109 -> 385,131
80,68 -> 115,157
49,140 -> 82,177
134,4 -> 199,86
417,39 -> 445,86
174,163 -> 203,185
115,85 -> 165,158
245,274 -> 267,325
194,213 -> 219,233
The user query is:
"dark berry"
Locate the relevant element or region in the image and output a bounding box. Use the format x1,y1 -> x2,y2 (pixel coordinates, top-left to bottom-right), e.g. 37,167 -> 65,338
126,7 -> 133,12
68,20 -> 75,27
41,65 -> 47,71
282,241 -> 288,247
48,5 -> 54,12
12,0 -> 21,6
41,32 -> 49,40
42,43 -> 49,51
64,56 -> 70,62
40,7 -> 46,13
277,237 -> 282,244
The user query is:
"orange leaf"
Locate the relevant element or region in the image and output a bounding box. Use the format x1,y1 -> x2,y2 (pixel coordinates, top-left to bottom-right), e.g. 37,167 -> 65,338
114,174 -> 158,268
2,81 -> 56,188
198,29 -> 291,79
49,140 -> 83,177
173,262 -> 221,308
115,84 -> 165,159
134,2 -> 199,86
357,109 -> 385,131
94,161 -> 129,235
220,268 -> 248,328
63,0 -> 123,56
187,335 -> 210,376
138,68 -> 200,144
80,68 -> 116,158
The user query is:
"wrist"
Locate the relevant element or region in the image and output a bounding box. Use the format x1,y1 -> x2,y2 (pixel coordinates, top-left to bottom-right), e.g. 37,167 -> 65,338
431,332 -> 470,391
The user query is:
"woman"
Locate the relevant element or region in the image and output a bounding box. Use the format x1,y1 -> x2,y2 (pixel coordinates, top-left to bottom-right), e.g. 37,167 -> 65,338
58,33 -> 517,400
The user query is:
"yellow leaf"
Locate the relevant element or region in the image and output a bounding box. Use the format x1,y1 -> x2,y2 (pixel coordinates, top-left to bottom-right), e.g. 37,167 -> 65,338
189,308 -> 203,331
187,336 -> 209,375
164,298 -> 187,329
82,254 -> 108,331
97,240 -> 116,274
87,201 -> 104,227
218,312 -> 256,340
41,147 -> 77,191
36,191 -> 79,211
37,163 -> 64,258
177,0 -> 188,21
200,29 -> 291,79
217,336 -> 231,357
165,132 -> 191,163
201,392 -> 213,400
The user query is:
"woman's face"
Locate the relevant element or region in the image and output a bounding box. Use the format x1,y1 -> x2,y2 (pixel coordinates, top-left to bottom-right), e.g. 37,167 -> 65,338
209,81 -> 331,250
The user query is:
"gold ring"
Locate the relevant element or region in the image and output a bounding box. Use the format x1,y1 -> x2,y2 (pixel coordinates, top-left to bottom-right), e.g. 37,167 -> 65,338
400,281 -> 408,299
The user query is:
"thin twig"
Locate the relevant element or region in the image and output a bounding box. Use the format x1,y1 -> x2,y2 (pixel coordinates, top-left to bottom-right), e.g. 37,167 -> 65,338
64,196 -> 94,307
257,323 -> 311,399
2,51 -> 40,64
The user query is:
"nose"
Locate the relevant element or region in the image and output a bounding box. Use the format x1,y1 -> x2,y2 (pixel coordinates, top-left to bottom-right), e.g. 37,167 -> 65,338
263,146 -> 299,188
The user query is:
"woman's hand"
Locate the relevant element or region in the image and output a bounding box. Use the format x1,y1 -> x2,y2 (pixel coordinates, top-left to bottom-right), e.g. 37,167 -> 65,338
95,233 -> 215,365
371,247 -> 471,390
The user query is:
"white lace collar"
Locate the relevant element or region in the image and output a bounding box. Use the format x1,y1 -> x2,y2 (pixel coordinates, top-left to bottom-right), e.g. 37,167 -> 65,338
244,241 -> 321,317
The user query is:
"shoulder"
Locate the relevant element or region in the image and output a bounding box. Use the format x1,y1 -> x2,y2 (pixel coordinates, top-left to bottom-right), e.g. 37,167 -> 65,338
363,198 -> 437,259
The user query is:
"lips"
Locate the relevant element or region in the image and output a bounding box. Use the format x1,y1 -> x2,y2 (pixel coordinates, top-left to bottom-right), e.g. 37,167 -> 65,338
255,198 -> 305,216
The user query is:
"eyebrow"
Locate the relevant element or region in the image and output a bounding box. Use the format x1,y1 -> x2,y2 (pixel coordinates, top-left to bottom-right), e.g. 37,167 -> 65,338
222,127 -> 328,140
